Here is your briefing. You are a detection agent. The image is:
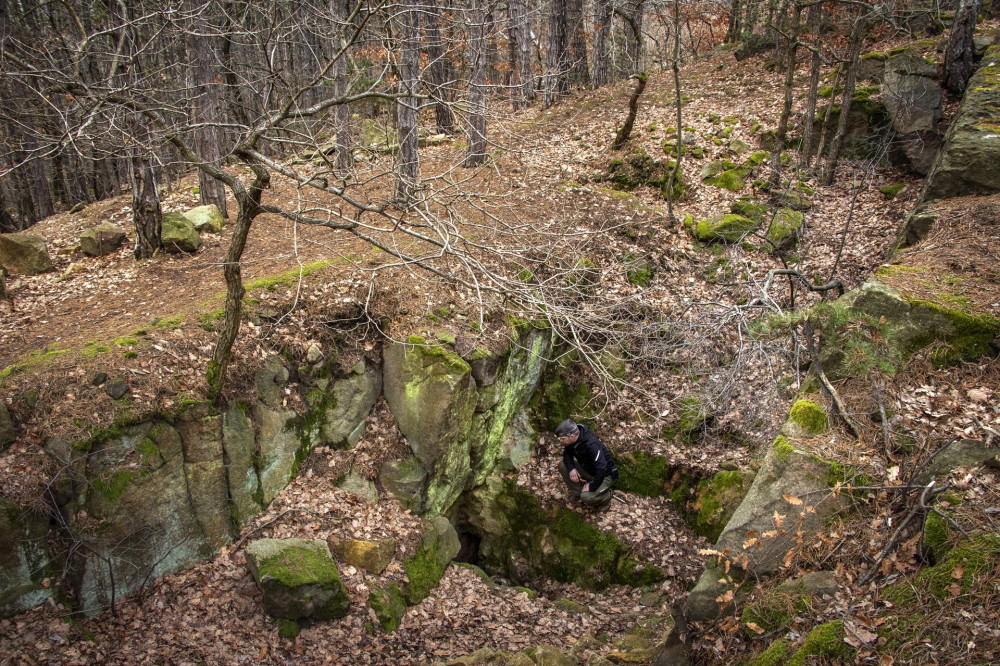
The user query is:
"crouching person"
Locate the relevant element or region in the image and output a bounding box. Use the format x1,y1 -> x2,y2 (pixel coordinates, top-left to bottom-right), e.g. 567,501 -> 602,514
555,418 -> 617,513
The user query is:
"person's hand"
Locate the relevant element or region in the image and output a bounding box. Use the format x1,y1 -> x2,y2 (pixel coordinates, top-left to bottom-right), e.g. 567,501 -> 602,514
569,469 -> 580,483
582,483 -> 590,493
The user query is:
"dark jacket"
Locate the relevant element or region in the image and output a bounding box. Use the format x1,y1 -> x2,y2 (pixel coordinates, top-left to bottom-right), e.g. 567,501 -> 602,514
563,424 -> 615,489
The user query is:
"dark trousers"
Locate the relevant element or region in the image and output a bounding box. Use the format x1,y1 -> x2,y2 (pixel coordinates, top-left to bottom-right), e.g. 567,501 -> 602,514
559,460 -> 613,509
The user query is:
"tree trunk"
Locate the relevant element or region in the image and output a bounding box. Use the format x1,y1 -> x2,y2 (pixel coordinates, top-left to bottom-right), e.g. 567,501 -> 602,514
943,0 -> 981,95
769,1 -> 802,190
664,0 -> 683,221
823,15 -> 865,186
333,0 -> 353,176
799,1 -> 823,168
426,0 -> 456,131
623,0 -> 647,74
130,149 -> 163,260
612,72 -> 647,150
567,0 -> 589,87
395,0 -> 420,200
465,0 -> 488,167
726,0 -> 743,42
543,0 -> 569,107
814,64 -> 840,160
592,0 -> 612,88
188,10 -> 229,218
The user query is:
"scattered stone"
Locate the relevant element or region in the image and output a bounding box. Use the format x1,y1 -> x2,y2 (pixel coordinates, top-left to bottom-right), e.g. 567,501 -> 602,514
183,204 -> 225,233
105,380 -> 129,400
91,372 -> 108,386
245,538 -> 350,621
775,189 -> 812,211
161,212 -> 202,253
80,222 -> 126,257
68,202 -> 87,214
0,233 -> 54,275
694,213 -> 757,243
327,536 -> 395,575
306,343 -> 323,364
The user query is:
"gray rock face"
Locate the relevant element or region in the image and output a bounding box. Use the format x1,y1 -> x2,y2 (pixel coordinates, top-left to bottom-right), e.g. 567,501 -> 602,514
184,204 -> 225,233
378,456 -> 427,513
918,46 -> 1000,212
223,403 -> 263,528
317,361 -> 381,449
0,402 -> 14,449
80,222 -> 126,257
255,402 -> 302,505
161,213 -> 202,253
245,538 -> 350,620
0,233 -> 54,275
883,51 -> 942,174
335,469 -> 378,504
1,501 -> 52,618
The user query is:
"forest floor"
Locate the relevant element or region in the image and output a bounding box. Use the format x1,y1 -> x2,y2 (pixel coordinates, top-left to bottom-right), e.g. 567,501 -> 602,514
2,32 -> 1000,666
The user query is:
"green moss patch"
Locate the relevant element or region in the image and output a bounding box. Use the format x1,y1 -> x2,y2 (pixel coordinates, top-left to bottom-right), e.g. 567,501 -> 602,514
615,450 -> 672,496
889,534 -> 1000,605
369,582 -> 407,631
695,214 -> 757,243
690,470 -> 754,541
789,399 -> 827,435
403,539 -> 447,604
788,620 -> 854,665
879,183 -> 906,199
749,639 -> 790,666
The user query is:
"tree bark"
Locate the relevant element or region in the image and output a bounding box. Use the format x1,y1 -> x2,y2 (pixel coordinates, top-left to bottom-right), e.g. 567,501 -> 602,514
543,0 -> 569,107
567,0 -> 589,87
188,7 -> 229,218
508,0 -> 534,107
464,0 -> 488,167
664,0 -> 683,221
332,0 -> 353,176
799,1 -> 824,168
426,0 -> 456,131
592,0 -> 612,88
823,14 -> 865,186
612,72 -> 647,150
395,0 -> 420,200
769,1 -> 802,189
943,0 -> 982,95
130,149 -> 163,260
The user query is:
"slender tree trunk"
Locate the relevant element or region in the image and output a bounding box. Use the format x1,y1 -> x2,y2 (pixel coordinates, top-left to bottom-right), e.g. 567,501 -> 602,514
567,0 -> 589,87
799,1 -> 823,168
426,0 -> 456,131
726,0 -> 743,42
665,0 -> 683,221
769,1 -> 802,190
823,15 -> 865,186
333,0 -> 353,176
592,0 -> 612,88
188,9 -> 229,218
814,64 -> 840,160
543,0 -> 569,107
943,0 -> 981,95
395,0 -> 420,200
612,72 -> 647,150
465,0 -> 488,166
508,0 -> 534,106
130,148 -> 163,259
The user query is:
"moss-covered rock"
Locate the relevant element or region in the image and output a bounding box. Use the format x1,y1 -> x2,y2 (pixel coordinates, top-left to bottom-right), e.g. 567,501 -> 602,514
748,639 -> 790,666
161,212 -> 202,253
403,516 -> 460,604
606,614 -> 674,663
245,538 -> 350,621
788,399 -> 827,435
80,222 -> 126,257
184,204 -> 225,233
889,534 -> 1000,604
765,208 -> 804,251
702,162 -> 750,191
615,450 -> 672,496
695,214 -> 758,243
0,501 -> 53,618
775,189 -> 812,211
473,480 -> 663,591
730,197 -> 767,223
879,183 -> 906,199
787,620 -> 854,665
0,233 -> 54,275
688,470 -> 755,541
369,582 -> 406,631
921,511 -> 950,563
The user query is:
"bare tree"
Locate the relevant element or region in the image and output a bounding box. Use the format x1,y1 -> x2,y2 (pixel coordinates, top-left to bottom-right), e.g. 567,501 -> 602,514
465,0 -> 489,167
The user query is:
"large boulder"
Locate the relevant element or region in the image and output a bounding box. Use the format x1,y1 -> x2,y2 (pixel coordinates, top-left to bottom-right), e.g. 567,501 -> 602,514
183,204 -> 225,233
917,46 -> 1000,213
694,214 -> 757,243
383,337 -> 479,516
1,501 -> 53,618
80,222 -> 126,257
315,360 -> 382,450
327,536 -> 396,574
161,212 -> 202,253
685,435 -> 850,621
0,233 -> 54,275
245,538 -> 350,620
883,51 -> 942,174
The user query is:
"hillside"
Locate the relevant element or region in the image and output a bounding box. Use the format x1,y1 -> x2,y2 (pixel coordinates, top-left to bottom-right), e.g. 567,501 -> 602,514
2,30 -> 1000,666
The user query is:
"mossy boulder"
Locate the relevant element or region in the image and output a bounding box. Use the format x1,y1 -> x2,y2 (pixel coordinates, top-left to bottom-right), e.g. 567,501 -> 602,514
472,480 -> 663,591
383,339 -> 479,516
80,222 -> 126,257
615,450 -> 672,496
369,582 -> 406,631
403,517 -> 460,604
917,46 -> 1000,214
161,212 -> 202,253
245,538 -> 350,620
688,470 -> 755,541
748,639 -> 790,666
183,204 -> 225,233
788,620 -> 854,665
730,197 -> 767,223
313,359 -> 382,450
775,189 -> 811,211
685,437 -> 850,621
0,501 -> 53,618
0,233 -> 54,275
787,399 -> 827,436
888,533 -> 1000,605
695,213 -> 758,243
378,456 -> 427,513
701,161 -> 749,190
606,614 -> 674,663
328,536 -> 396,575
765,208 -> 804,251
